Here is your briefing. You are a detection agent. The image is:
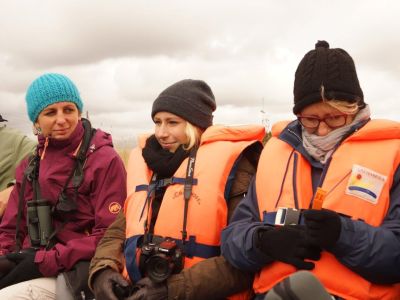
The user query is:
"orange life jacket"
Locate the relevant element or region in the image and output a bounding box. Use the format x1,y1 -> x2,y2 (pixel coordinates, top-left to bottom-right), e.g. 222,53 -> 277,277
254,119 -> 400,300
124,125 -> 265,299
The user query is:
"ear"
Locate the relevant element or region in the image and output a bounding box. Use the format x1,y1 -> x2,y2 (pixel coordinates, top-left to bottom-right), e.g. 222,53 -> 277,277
78,111 -> 82,120
32,123 -> 41,136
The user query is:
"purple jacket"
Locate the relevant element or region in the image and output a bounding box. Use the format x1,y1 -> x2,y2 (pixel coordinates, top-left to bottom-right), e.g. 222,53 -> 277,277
0,121 -> 127,277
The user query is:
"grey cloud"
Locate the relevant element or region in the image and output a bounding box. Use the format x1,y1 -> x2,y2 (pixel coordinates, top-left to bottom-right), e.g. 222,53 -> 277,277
0,1 -> 216,68
1,0 -> 400,142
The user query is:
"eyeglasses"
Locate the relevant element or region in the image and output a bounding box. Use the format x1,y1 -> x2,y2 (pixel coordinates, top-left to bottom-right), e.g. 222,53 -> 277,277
297,114 -> 348,129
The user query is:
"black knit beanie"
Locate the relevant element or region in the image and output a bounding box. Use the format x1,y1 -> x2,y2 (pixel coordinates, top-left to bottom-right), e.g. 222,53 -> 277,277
151,79 -> 216,129
293,40 -> 365,114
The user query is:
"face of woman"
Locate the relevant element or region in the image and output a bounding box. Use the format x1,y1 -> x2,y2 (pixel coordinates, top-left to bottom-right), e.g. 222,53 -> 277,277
153,112 -> 188,153
35,102 -> 81,140
298,101 -> 356,136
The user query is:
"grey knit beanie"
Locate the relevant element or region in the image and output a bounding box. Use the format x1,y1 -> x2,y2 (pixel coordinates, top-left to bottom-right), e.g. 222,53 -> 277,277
293,40 -> 365,114
151,79 -> 216,129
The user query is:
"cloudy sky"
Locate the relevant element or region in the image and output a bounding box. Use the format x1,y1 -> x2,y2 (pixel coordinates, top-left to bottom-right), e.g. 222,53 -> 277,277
1,0 -> 399,147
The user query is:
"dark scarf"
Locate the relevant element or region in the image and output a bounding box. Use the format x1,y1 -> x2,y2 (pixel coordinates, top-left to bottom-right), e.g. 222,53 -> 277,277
142,135 -> 189,178
142,135 -> 190,234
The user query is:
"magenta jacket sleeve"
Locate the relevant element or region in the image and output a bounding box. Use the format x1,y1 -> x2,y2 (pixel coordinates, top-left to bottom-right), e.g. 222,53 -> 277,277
0,159 -> 30,255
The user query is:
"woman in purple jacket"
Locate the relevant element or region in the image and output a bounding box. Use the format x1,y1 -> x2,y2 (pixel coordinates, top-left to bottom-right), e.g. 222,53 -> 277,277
0,73 -> 127,299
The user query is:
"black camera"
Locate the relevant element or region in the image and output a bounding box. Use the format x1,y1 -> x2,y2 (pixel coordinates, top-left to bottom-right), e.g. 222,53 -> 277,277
139,238 -> 184,283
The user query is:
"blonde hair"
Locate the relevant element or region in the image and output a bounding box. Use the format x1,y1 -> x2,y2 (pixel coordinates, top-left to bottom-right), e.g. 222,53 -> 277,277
320,85 -> 360,114
184,122 -> 203,150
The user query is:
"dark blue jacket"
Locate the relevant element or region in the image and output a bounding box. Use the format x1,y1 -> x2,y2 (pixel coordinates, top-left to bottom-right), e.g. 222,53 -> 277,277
221,120 -> 400,289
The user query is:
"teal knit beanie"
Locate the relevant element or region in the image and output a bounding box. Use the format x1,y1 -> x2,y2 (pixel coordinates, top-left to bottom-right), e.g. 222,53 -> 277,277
26,73 -> 84,122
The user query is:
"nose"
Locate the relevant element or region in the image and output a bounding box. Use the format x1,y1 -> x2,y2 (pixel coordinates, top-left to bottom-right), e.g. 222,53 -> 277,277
55,111 -> 67,124
316,121 -> 331,136
155,124 -> 169,139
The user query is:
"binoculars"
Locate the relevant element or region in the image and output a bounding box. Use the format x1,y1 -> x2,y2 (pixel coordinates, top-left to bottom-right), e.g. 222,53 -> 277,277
26,199 -> 53,247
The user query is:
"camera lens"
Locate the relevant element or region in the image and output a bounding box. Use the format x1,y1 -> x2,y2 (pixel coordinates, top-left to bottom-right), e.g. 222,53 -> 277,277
146,254 -> 173,283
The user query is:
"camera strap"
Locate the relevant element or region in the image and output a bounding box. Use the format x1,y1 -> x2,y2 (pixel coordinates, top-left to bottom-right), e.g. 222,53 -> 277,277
56,118 -> 96,214
181,147 -> 198,243
46,119 -> 96,247
142,173 -> 157,244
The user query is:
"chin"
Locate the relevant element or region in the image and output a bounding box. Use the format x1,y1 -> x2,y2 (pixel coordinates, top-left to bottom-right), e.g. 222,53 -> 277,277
168,146 -> 179,153
52,133 -> 71,140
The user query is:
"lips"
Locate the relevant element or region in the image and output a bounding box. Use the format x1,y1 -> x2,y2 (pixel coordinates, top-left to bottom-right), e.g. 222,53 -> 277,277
53,128 -> 69,135
160,143 -> 173,149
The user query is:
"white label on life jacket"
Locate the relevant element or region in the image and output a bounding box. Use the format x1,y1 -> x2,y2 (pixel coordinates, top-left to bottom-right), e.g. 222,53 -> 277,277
345,164 -> 387,204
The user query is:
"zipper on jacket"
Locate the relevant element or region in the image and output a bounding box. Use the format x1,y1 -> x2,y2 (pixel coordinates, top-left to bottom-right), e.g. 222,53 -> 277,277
40,137 -> 49,160
287,128 -> 302,144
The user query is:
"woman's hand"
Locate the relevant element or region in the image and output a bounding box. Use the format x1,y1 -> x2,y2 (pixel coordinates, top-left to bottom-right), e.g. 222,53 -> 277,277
303,209 -> 342,249
255,225 -> 321,270
0,250 -> 42,289
0,255 -> 16,279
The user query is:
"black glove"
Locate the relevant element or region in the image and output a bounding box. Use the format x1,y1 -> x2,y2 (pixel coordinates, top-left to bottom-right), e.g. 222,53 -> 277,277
0,250 -> 42,289
0,256 -> 16,279
303,209 -> 342,249
127,277 -> 168,300
92,268 -> 130,300
255,225 -> 321,270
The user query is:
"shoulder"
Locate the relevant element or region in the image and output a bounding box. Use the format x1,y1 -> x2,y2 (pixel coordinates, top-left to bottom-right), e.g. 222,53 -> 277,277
88,129 -> 118,158
366,119 -> 400,134
0,127 -> 32,145
201,124 -> 265,144
86,129 -> 125,168
14,154 -> 35,181
271,120 -> 292,137
349,119 -> 400,142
